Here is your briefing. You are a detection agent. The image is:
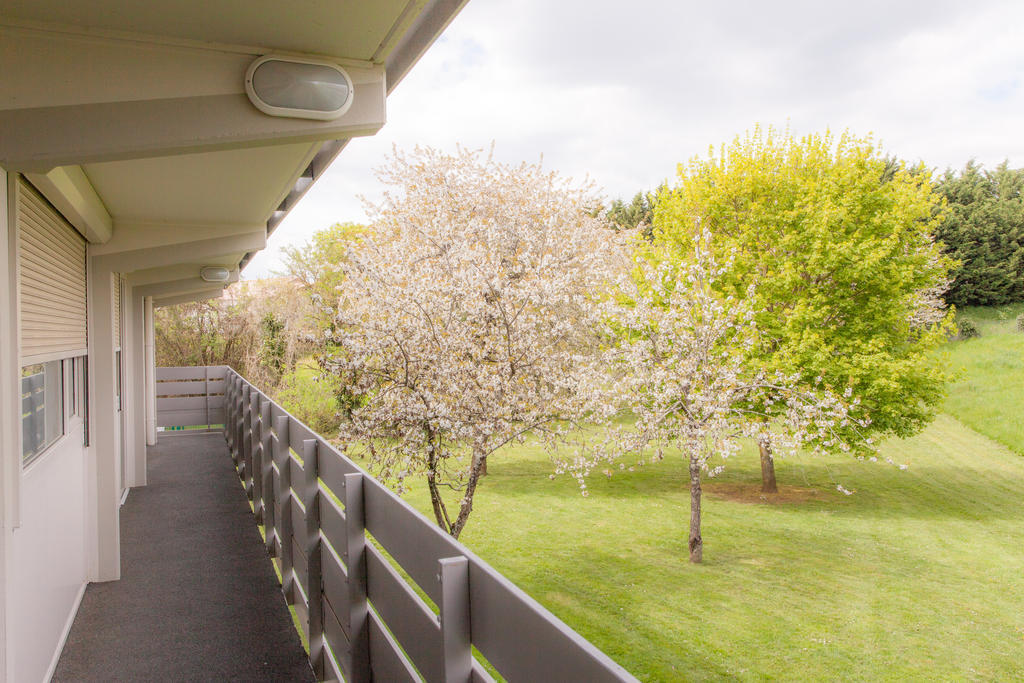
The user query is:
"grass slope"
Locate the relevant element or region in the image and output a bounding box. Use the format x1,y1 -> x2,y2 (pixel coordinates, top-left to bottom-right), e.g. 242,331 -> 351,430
396,384 -> 1024,679
945,304 -> 1024,455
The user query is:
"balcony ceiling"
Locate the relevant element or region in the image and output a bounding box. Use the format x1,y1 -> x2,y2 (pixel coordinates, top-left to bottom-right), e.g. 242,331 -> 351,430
1,0 -> 468,293
0,0 -> 419,60
83,144 -> 313,226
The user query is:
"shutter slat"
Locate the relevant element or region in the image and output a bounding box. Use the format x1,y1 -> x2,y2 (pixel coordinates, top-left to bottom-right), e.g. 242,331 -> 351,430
113,273 -> 122,344
20,202 -> 86,255
18,238 -> 86,287
18,178 -> 88,362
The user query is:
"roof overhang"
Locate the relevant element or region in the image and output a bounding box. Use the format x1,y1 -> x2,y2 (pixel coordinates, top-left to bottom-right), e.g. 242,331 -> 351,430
0,0 -> 469,292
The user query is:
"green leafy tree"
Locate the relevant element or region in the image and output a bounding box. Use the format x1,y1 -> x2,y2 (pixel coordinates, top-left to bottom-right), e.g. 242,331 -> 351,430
258,312 -> 287,379
605,189 -> 661,238
281,221 -> 367,330
281,221 -> 371,428
155,278 -> 312,392
934,161 -> 1024,306
651,126 -> 955,491
155,299 -> 256,370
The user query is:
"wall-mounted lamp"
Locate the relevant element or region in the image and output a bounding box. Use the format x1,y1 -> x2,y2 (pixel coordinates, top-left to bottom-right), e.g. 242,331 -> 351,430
200,266 -> 231,283
245,55 -> 354,121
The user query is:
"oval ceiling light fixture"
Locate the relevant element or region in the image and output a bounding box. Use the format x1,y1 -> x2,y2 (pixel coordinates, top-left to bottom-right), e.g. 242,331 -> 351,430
245,55 -> 354,121
200,266 -> 231,283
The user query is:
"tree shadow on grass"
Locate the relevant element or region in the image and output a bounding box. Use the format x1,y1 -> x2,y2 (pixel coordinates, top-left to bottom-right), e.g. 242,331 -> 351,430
485,456 -> 1024,523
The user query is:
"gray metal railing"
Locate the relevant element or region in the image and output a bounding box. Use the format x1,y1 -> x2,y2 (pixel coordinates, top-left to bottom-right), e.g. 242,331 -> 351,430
218,367 -> 637,683
155,366 -> 227,429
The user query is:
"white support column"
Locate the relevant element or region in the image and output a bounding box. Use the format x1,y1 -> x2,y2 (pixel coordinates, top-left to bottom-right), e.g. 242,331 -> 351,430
144,296 -> 157,447
0,166 -> 15,683
129,291 -> 147,485
121,284 -> 148,488
119,283 -> 134,491
86,259 -> 120,582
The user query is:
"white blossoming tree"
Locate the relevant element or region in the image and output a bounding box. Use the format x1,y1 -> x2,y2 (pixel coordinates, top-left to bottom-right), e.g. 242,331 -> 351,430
562,229 -> 865,563
323,146 -> 623,538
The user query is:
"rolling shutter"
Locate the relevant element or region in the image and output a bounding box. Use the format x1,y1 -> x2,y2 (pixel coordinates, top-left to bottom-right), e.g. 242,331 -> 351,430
18,177 -> 88,364
113,273 -> 122,349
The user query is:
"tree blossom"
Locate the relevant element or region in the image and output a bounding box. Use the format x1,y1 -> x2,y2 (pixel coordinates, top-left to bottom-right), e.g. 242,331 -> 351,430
323,146 -> 625,538
559,228 -> 869,563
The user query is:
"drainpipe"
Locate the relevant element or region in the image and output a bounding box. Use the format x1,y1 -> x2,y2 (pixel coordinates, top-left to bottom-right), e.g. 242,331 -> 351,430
144,296 -> 157,445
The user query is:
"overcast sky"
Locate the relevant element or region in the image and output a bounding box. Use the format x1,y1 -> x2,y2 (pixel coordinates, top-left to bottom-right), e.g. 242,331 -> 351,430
245,0 -> 1024,277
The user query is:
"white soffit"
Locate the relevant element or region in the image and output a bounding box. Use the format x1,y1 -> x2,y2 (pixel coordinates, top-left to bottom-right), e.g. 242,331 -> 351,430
0,0 -> 420,60
2,0 -> 470,272
83,143 -> 316,226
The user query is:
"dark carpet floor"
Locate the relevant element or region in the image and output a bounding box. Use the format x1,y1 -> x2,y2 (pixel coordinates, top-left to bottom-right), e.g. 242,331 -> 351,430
53,432 -> 313,682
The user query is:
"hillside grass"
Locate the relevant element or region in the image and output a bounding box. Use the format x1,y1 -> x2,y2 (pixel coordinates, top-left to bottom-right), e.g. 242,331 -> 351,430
945,303 -> 1024,454
384,310 -> 1024,681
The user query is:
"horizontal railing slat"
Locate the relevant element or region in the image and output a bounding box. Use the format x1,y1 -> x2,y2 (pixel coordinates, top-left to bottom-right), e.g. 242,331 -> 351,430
471,660 -> 496,683
154,366 -> 227,381
157,396 -> 207,411
318,444 -> 361,497
154,379 -> 209,396
368,609 -> 420,683
323,596 -> 349,682
290,497 -> 308,551
292,537 -> 309,593
366,543 -> 444,683
289,419 -> 319,457
362,479 -> 462,606
320,496 -> 346,559
323,551 -> 349,639
158,410 -> 218,428
290,458 -> 305,495
293,589 -> 309,641
468,565 -> 633,682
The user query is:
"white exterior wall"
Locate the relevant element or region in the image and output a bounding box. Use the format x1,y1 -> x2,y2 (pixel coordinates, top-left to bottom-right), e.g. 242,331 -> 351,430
9,425 -> 88,683
1,166 -> 14,683
0,171 -> 93,682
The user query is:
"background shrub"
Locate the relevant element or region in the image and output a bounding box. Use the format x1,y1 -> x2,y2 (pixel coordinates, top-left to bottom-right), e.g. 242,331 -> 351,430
958,319 -> 980,339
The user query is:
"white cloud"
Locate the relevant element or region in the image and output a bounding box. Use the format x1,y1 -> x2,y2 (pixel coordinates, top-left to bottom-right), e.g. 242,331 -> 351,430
246,0 -> 1024,276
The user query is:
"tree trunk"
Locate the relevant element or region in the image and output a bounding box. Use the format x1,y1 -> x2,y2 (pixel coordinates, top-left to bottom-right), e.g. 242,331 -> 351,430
759,435 -> 778,493
688,455 -> 703,563
450,450 -> 488,539
426,471 -> 452,534
480,457 -> 488,477
424,428 -> 453,534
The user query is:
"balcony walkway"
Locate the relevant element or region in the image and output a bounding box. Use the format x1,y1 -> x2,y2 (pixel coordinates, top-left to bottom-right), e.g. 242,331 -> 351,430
53,432 -> 313,682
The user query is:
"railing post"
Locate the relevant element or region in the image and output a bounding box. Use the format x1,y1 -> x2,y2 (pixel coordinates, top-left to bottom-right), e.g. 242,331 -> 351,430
303,439 -> 324,679
261,400 -> 274,556
275,415 -> 294,600
226,372 -> 235,439
235,378 -> 245,475
342,472 -> 370,683
223,374 -> 234,446
204,365 -> 211,427
243,385 -> 254,497
252,393 -> 265,523
439,556 -> 472,683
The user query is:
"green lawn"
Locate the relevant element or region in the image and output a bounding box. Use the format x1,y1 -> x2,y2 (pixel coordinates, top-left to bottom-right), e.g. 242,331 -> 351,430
945,304 -> 1024,455
387,313 -> 1024,681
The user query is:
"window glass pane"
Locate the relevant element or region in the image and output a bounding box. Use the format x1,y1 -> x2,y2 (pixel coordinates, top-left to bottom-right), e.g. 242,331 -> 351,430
21,360 -> 65,463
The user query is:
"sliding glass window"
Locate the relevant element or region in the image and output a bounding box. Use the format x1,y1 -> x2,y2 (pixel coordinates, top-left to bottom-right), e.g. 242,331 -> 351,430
21,360 -> 65,464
